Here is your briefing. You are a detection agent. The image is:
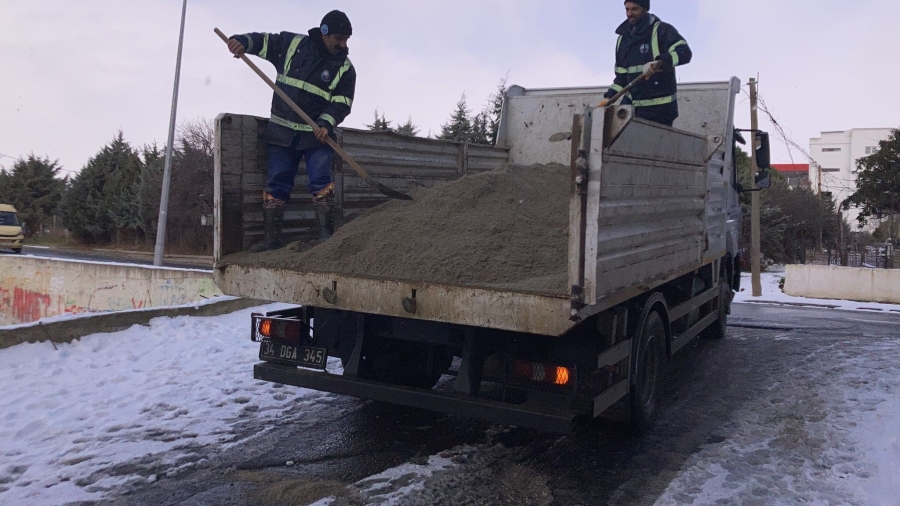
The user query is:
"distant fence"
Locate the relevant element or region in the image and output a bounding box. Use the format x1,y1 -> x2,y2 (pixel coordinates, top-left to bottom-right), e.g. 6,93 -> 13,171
804,249 -> 896,269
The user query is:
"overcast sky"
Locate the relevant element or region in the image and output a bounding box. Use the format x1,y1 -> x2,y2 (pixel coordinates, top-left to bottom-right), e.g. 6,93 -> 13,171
1,0 -> 896,174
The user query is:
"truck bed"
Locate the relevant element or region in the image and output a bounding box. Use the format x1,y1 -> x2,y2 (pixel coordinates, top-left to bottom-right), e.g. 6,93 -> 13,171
220,160 -> 570,293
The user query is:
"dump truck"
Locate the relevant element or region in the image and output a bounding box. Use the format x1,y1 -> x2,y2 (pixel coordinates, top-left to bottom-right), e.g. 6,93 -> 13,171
0,204 -> 25,254
213,78 -> 771,432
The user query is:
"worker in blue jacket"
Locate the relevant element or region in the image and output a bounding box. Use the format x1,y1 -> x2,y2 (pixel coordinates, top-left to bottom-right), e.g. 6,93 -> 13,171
228,10 -> 356,250
601,0 -> 692,127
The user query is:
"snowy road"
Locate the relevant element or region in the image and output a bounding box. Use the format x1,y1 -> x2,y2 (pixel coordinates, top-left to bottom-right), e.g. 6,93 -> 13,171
2,302 -> 900,505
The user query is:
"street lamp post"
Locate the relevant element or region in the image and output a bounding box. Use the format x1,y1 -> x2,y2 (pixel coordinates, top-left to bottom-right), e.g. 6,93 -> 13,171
154,0 -> 189,266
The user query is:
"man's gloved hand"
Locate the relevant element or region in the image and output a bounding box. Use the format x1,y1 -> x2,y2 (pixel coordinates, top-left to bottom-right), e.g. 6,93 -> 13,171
314,127 -> 330,142
227,38 -> 246,58
643,60 -> 661,76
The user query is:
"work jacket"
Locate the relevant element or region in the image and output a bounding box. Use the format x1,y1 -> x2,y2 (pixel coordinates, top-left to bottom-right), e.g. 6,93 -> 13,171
232,28 -> 356,148
604,15 -> 691,122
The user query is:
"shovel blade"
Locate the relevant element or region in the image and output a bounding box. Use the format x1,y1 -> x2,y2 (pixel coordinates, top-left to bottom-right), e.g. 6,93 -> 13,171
377,183 -> 414,201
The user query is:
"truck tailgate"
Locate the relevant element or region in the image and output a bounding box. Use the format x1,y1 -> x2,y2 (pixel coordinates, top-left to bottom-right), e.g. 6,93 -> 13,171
215,265 -> 575,336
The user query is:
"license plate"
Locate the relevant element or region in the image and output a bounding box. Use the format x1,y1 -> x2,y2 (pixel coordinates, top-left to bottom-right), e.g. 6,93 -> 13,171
259,340 -> 328,370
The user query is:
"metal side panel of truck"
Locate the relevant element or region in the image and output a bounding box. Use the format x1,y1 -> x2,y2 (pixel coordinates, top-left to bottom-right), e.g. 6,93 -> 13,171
213,78 -> 745,432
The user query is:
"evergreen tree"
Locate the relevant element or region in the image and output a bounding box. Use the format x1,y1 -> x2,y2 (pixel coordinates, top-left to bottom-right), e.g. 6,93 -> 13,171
59,159 -> 112,243
470,113 -> 491,145
60,132 -> 142,244
137,144 -> 164,240
365,109 -> 393,131
103,132 -> 143,243
847,128 -> 900,228
486,76 -> 508,146
0,155 -> 65,235
395,117 -> 420,137
438,93 -> 473,142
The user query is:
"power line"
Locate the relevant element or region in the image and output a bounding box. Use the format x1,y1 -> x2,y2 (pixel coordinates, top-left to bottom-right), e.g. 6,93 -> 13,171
0,151 -> 79,174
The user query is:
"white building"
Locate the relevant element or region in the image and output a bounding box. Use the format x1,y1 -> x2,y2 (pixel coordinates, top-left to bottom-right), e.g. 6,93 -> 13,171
809,128 -> 892,230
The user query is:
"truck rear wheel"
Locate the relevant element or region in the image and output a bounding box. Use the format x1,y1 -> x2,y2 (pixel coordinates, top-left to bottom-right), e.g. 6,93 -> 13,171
703,281 -> 729,340
631,311 -> 665,432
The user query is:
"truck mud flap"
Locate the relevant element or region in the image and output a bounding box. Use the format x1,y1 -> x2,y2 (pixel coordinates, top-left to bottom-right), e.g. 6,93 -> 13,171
255,362 -> 580,433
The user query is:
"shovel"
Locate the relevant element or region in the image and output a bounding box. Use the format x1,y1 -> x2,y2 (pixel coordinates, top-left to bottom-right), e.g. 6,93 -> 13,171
214,28 -> 412,201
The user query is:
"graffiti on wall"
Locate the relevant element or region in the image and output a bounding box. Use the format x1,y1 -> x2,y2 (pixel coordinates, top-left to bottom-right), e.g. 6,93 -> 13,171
0,287 -> 53,323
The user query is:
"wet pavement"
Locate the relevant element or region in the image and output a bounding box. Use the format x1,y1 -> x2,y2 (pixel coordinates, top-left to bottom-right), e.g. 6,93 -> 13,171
84,303 -> 900,506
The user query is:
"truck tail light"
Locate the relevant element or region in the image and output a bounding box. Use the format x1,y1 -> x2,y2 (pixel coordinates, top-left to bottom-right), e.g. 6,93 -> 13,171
511,360 -> 572,386
259,319 -> 272,337
255,318 -> 302,341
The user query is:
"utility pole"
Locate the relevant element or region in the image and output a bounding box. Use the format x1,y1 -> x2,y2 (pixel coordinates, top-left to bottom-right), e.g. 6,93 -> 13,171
837,206 -> 846,266
749,78 -> 762,297
154,0 -> 188,267
816,164 -> 823,250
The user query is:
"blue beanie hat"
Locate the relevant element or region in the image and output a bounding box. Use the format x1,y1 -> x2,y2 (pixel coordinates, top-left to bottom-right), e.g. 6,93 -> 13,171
321,10 -> 352,36
626,0 -> 650,10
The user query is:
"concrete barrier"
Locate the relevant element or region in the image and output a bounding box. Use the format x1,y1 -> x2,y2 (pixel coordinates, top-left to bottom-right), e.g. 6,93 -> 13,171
785,265 -> 900,304
0,297 -> 265,350
0,256 -> 224,325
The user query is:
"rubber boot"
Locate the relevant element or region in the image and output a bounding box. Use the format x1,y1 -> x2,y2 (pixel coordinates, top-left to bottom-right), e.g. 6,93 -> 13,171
250,206 -> 285,253
315,203 -> 335,240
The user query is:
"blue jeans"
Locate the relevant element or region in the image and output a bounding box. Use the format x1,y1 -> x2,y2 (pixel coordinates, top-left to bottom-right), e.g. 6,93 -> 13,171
266,138 -> 334,202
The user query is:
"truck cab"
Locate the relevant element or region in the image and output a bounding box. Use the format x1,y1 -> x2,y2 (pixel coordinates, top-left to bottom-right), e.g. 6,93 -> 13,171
0,204 -> 24,254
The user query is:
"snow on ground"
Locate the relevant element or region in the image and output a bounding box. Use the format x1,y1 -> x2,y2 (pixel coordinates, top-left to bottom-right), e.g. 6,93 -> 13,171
309,452 -> 460,506
734,271 -> 900,313
655,330 -> 900,505
0,304 -> 343,506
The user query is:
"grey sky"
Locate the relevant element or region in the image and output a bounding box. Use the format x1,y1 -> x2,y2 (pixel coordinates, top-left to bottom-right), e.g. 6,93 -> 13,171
1,0 -> 895,174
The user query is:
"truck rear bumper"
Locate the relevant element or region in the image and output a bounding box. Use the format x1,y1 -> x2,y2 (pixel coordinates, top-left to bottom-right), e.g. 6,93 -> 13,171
254,362 -> 580,433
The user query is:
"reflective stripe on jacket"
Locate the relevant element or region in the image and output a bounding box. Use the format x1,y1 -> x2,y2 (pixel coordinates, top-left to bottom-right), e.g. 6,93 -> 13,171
233,28 -> 356,148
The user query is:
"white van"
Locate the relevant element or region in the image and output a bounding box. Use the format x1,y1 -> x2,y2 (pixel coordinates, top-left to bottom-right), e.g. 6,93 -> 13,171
0,204 -> 24,254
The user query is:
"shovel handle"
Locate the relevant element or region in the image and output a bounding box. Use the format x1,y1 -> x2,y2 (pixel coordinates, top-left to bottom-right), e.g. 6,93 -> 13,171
599,69 -> 655,107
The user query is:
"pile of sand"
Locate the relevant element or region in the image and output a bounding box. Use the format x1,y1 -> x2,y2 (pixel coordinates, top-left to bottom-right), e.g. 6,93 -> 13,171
227,163 -> 570,294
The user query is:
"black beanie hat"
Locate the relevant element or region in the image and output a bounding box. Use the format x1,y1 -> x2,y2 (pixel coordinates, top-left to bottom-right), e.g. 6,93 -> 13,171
321,10 -> 352,36
625,0 -> 650,10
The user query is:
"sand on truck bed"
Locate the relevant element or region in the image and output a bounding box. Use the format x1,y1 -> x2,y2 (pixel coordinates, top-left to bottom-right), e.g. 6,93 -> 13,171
224,163 -> 571,294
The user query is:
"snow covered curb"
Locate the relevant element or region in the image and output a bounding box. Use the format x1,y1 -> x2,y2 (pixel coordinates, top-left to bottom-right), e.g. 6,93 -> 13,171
19,253 -> 212,273
0,297 -> 263,350
0,296 -> 239,331
0,304 -> 335,505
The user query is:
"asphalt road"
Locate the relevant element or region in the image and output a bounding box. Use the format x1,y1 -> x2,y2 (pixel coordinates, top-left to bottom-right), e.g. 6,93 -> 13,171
85,303 -> 900,506
13,246 -> 212,270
